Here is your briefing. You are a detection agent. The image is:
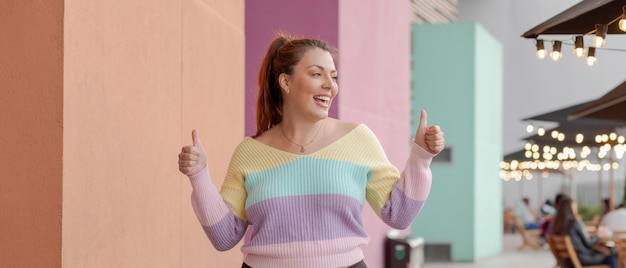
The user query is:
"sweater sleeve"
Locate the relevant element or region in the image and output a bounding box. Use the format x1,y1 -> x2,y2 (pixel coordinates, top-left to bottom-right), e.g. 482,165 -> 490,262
188,146 -> 248,251
363,128 -> 434,230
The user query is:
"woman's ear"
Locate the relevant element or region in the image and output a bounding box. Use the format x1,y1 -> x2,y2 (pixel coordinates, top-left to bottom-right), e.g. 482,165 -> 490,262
279,73 -> 290,94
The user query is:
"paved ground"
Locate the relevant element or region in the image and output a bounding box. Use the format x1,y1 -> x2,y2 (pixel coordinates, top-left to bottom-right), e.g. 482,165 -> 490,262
423,234 -> 555,268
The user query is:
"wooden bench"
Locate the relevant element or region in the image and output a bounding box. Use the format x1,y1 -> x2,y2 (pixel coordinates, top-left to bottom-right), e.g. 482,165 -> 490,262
548,235 -> 610,268
617,238 -> 626,268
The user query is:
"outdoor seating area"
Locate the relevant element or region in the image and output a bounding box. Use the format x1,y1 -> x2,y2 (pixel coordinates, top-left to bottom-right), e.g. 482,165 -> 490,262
424,233 -> 626,268
494,1 -> 626,266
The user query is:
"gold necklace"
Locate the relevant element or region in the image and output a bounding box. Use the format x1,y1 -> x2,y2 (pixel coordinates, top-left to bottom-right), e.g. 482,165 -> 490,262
280,122 -> 323,153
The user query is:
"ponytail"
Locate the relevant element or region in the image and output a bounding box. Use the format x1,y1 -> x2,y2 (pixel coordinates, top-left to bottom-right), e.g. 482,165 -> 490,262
255,35 -> 292,137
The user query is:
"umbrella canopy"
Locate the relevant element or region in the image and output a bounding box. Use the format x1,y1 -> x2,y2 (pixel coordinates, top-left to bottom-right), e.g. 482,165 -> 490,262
522,100 -> 620,126
522,0 -> 626,38
568,79 -> 626,123
522,124 -> 619,147
522,101 -> 622,147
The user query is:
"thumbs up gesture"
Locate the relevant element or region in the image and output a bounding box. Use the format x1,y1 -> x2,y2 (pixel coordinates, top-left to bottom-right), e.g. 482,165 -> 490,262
414,110 -> 445,155
178,129 -> 207,176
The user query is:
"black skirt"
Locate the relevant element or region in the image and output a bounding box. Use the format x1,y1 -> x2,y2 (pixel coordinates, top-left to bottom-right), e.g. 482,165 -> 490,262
242,259 -> 367,268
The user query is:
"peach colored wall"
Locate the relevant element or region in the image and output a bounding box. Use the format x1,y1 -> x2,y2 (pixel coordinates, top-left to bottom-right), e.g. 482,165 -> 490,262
339,1 -> 411,267
0,1 -> 64,267
63,0 -> 243,267
180,0 -> 245,267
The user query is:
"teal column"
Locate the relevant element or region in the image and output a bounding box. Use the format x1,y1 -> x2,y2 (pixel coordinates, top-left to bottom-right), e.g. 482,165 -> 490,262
410,23 -> 503,262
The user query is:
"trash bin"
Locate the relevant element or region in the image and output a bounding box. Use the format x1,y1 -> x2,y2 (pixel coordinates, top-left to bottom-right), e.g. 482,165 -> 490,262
385,230 -> 425,268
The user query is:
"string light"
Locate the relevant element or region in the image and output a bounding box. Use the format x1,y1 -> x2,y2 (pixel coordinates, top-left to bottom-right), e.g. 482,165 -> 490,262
528,6 -> 626,65
526,122 -> 534,133
536,39 -> 546,59
525,142 -> 532,150
576,133 -> 584,143
537,128 -> 545,136
573,36 -> 584,57
551,130 -> 559,139
593,24 -> 608,48
502,123 -> 626,181
550,41 -> 563,61
586,47 -> 597,66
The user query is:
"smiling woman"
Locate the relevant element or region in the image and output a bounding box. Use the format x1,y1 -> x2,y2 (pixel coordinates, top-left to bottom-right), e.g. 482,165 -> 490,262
177,34 -> 446,268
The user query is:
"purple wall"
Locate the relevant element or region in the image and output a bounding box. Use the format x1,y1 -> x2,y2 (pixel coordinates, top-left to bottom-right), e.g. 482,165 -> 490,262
246,0 -> 411,266
245,0 -> 339,136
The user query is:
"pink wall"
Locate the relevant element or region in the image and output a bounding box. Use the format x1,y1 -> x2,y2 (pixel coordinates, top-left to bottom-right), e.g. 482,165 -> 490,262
338,1 -> 411,267
0,1 -> 64,267
246,0 -> 411,266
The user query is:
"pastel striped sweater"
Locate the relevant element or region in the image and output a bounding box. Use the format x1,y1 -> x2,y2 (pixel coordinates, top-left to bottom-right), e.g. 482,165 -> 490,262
189,124 -> 433,268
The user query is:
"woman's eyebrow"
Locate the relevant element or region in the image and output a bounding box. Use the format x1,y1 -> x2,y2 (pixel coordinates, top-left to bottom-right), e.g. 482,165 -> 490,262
308,65 -> 337,73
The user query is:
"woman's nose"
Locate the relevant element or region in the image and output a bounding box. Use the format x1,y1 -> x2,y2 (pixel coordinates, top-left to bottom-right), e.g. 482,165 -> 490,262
323,76 -> 336,90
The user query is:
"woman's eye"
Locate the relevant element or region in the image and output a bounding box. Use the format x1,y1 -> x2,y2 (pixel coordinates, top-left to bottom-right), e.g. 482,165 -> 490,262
312,73 -> 321,77
332,76 -> 338,81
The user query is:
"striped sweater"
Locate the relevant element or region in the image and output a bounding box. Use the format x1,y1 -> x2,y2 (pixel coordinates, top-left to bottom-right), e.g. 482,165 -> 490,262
189,124 -> 434,267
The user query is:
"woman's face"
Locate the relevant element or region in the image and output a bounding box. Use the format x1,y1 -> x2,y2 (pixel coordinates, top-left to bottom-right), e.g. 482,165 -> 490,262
571,201 -> 578,217
281,48 -> 338,121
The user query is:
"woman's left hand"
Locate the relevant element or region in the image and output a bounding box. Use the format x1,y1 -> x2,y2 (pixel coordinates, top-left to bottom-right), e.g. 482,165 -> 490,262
414,110 -> 445,155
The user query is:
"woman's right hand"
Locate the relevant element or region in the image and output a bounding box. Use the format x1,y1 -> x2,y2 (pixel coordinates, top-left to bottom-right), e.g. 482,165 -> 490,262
178,129 -> 207,176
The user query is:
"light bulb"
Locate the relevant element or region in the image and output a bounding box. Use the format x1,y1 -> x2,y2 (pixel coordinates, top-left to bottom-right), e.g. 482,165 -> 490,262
574,47 -> 584,58
536,39 -> 546,59
586,47 -> 597,66
551,130 -> 559,139
576,133 -> 584,143
593,36 -> 605,48
537,128 -> 545,136
593,24 -> 607,48
586,56 -> 597,66
573,36 -> 584,58
550,41 -> 562,61
526,123 -> 534,133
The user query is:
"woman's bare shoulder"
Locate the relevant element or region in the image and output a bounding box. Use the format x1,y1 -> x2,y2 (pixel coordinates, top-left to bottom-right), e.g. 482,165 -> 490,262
325,118 -> 361,136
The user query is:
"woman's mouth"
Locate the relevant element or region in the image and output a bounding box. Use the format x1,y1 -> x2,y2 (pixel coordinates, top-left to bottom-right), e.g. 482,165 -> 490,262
313,95 -> 330,107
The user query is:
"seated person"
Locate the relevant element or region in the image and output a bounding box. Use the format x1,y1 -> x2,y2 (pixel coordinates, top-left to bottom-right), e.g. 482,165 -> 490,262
551,196 -> 617,268
515,197 -> 540,230
542,193 -> 567,238
599,202 -> 626,238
